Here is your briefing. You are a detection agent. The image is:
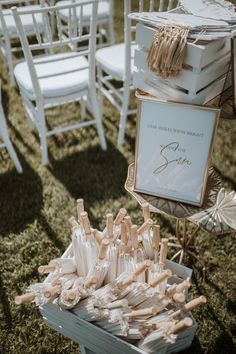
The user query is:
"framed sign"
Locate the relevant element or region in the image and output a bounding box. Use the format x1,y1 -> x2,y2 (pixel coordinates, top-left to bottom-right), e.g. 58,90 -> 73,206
134,94 -> 220,206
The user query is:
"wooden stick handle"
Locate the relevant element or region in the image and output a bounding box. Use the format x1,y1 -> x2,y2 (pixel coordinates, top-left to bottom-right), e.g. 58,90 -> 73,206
124,307 -> 157,318
137,219 -> 153,235
92,229 -> 102,246
181,296 -> 207,314
80,211 -> 91,235
15,292 -> 36,304
159,238 -> 168,265
149,269 -> 172,287
68,216 -> 79,228
173,292 -> 185,304
170,317 -> 193,334
118,261 -> 151,288
176,280 -> 191,293
121,221 -> 128,245
114,208 -> 127,225
131,225 -> 139,249
142,203 -> 150,221
134,260 -> 151,277
124,216 -> 132,234
84,276 -> 97,288
152,225 -> 160,251
38,265 -> 56,275
44,285 -> 61,299
98,239 -> 109,260
106,213 -> 114,239
65,290 -> 77,301
103,299 -> 128,309
76,199 -> 84,221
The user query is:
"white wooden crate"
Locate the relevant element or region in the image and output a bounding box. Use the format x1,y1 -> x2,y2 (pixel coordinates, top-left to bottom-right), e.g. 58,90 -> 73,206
136,23 -> 231,70
134,22 -> 231,103
133,70 -> 231,104
39,243 -> 197,354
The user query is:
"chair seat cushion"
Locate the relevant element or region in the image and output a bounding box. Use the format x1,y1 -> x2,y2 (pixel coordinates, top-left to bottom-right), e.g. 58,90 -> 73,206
0,5 -> 44,37
14,52 -> 89,99
56,0 -> 110,22
95,43 -> 138,81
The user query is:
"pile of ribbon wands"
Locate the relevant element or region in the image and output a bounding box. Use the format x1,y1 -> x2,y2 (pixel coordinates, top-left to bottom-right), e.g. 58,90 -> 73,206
15,199 -> 206,351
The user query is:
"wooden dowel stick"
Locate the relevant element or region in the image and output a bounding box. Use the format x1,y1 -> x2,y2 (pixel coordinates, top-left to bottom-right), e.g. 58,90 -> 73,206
80,211 -> 91,236
38,265 -> 56,275
114,208 -> 127,225
98,239 -> 109,260
131,225 -> 139,250
106,213 -> 114,239
102,299 -> 128,309
76,199 -> 84,221
121,221 -> 128,245
142,203 -> 150,221
159,238 -> 168,265
118,260 -> 151,289
152,225 -> 160,251
84,276 -> 97,288
124,307 -> 157,318
68,216 -> 79,228
137,219 -> 153,235
92,229 -> 102,246
180,296 -> 207,314
149,269 -> 172,287
170,317 -> 193,334
173,292 -> 185,304
44,285 -> 61,299
15,292 -> 36,305
124,216 -> 132,235
176,280 -> 191,293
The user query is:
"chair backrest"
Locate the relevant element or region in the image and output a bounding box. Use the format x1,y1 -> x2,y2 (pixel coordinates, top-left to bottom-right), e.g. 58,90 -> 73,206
0,0 -> 40,9
11,0 -> 99,102
124,0 -> 178,80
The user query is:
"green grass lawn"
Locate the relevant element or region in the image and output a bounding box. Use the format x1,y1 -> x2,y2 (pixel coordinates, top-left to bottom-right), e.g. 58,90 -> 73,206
0,1 -> 236,353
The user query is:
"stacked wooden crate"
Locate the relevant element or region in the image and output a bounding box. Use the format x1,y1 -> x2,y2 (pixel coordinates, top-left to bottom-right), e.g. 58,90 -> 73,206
39,243 -> 197,354
133,22 -> 231,104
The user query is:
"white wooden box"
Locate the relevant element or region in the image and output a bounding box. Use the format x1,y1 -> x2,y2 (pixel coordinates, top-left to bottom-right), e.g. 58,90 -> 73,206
134,23 -> 231,103
39,244 -> 197,354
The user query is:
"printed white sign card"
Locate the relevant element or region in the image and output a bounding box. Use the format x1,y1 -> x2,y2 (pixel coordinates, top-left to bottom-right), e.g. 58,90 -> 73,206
134,94 -> 220,206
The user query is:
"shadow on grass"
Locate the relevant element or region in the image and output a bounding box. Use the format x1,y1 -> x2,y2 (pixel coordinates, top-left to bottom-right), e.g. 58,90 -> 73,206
48,141 -> 128,223
0,273 -> 12,329
192,271 -> 236,354
0,152 -> 43,236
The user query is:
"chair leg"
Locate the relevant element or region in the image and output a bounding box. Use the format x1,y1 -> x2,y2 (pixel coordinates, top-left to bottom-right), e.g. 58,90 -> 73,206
117,82 -> 130,146
96,65 -> 104,116
89,89 -> 107,151
0,106 -> 22,173
38,112 -> 49,165
4,139 -> 23,173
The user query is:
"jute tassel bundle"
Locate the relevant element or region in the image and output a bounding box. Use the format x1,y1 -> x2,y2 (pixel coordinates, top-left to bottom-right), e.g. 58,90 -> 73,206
147,25 -> 189,78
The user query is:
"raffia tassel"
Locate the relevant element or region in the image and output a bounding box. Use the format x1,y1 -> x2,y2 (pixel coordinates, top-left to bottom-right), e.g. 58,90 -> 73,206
147,26 -> 189,79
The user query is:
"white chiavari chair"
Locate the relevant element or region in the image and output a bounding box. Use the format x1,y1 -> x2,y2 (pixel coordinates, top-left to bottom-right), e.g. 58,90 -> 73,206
96,0 -> 177,146
46,0 -> 114,47
0,0 -> 46,85
12,0 -> 107,165
0,81 -> 23,173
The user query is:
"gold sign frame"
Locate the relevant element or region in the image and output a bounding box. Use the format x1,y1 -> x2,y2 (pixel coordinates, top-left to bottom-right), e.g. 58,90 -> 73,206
134,92 -> 220,207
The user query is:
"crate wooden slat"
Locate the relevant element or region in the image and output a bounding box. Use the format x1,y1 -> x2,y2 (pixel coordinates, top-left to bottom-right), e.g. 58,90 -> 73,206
134,22 -> 231,104
134,49 -> 230,94
135,23 -> 231,70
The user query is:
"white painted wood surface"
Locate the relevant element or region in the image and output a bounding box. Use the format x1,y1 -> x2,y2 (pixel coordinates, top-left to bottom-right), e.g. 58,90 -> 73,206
135,23 -> 231,70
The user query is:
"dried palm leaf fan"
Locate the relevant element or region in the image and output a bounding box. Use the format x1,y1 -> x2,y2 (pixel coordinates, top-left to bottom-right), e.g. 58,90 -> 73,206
147,23 -> 189,78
